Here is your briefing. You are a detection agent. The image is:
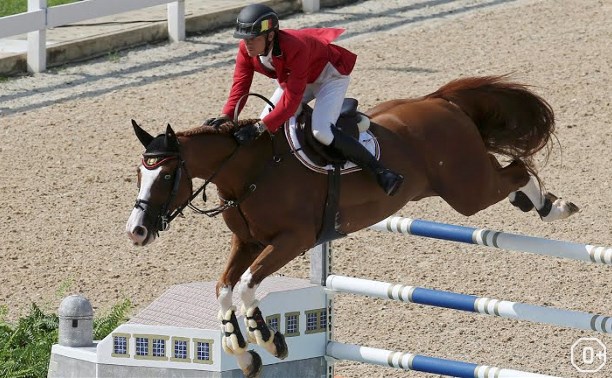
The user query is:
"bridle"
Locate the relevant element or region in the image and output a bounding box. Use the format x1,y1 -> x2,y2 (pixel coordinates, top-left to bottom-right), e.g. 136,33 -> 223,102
134,143 -> 241,235
133,93 -> 283,235
133,151 -> 185,233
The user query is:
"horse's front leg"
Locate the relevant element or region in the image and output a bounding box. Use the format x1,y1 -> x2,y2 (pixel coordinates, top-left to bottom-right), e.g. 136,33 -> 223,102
238,269 -> 288,360
216,234 -> 264,378
238,231 -> 313,361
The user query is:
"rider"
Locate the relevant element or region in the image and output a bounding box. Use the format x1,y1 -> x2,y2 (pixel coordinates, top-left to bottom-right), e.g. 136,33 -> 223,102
207,4 -> 403,196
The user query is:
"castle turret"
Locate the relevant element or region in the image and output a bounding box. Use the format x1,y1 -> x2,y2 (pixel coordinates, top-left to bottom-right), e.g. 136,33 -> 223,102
58,294 -> 94,347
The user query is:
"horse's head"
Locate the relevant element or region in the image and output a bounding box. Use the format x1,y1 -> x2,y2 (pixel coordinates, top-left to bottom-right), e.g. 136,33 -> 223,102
126,120 -> 193,246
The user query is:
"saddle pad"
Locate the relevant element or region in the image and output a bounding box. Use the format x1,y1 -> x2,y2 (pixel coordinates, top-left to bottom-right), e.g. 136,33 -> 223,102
285,116 -> 381,174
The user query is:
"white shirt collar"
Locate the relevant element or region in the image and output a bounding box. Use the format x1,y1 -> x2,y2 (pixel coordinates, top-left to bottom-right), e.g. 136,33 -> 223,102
258,47 -> 275,71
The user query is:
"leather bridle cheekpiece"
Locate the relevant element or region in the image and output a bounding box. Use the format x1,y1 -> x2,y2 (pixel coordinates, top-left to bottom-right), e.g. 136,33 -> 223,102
134,151 -> 185,233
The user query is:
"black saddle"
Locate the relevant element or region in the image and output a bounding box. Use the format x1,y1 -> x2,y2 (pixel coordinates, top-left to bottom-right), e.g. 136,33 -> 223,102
295,98 -> 366,166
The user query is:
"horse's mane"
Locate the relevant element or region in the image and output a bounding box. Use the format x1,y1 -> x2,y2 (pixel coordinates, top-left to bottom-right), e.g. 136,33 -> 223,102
176,119 -> 260,137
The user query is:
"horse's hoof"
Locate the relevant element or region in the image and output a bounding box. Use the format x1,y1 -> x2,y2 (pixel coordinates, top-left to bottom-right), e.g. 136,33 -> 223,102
539,192 -> 580,221
244,350 -> 262,378
567,201 -> 580,214
273,331 -> 288,360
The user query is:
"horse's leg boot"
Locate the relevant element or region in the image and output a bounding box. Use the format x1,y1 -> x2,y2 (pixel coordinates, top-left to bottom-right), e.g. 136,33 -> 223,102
509,191 -> 535,212
331,126 -> 404,196
219,307 -> 248,355
245,305 -> 288,359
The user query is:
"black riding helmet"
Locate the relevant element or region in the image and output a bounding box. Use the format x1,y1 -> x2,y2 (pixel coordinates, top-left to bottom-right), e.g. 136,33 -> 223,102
233,4 -> 279,40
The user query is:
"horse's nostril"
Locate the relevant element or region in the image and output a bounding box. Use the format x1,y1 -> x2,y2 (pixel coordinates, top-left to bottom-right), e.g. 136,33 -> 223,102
134,226 -> 146,236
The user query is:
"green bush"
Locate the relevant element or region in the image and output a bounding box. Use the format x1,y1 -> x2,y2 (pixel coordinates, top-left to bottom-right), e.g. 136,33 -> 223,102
0,299 -> 131,378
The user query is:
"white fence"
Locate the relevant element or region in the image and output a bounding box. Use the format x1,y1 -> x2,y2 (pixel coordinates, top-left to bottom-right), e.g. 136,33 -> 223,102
0,0 -> 186,73
0,0 -> 321,74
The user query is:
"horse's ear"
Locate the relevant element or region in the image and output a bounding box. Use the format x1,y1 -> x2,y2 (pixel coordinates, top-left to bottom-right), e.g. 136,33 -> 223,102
132,119 -> 154,147
165,124 -> 179,151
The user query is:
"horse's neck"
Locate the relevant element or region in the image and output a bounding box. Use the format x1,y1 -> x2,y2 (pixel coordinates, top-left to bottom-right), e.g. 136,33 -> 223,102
181,134 -> 272,196
180,134 -> 232,177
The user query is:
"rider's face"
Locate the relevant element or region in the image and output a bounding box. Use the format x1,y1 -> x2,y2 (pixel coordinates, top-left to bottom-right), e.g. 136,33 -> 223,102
244,33 -> 272,57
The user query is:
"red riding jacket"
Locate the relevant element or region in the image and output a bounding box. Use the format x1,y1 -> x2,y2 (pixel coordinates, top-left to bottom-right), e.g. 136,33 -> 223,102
221,28 -> 357,133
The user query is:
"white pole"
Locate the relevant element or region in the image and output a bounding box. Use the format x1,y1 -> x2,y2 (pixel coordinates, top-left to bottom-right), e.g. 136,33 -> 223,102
167,0 -> 185,42
327,341 -> 558,378
27,0 -> 47,73
371,216 -> 612,264
310,242 -> 335,377
326,274 -> 612,334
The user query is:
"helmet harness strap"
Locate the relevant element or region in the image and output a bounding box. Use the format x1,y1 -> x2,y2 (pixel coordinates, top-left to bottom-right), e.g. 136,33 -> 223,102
260,31 -> 274,56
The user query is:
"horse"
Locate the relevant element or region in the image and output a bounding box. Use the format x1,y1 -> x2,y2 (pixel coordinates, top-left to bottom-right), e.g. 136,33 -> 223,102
126,75 -> 578,377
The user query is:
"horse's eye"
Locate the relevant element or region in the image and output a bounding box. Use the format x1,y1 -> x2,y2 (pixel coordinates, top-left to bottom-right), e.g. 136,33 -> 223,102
164,174 -> 172,181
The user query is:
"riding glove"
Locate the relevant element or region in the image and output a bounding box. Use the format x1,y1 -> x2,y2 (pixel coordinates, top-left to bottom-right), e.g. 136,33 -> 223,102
203,114 -> 230,128
234,121 -> 266,145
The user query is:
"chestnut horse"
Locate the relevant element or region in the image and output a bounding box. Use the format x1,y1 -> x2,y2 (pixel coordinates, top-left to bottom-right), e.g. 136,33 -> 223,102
126,76 -> 578,377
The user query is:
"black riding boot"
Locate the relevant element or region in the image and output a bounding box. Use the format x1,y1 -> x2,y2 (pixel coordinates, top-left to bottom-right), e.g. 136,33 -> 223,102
331,126 -> 404,196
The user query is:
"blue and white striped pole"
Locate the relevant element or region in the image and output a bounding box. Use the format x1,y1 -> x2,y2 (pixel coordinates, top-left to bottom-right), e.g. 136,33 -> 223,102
327,341 -> 558,378
371,216 -> 612,265
326,275 -> 612,334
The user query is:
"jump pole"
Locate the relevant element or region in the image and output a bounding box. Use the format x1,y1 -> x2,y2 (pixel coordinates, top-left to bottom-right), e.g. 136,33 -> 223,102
326,274 -> 612,334
326,341 -> 557,378
309,243 -> 561,378
372,216 -> 612,265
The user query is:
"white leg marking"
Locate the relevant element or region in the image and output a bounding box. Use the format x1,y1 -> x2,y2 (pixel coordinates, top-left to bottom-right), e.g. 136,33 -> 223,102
218,285 -> 233,313
511,175 -> 545,210
541,194 -> 580,222
238,269 -> 258,309
509,175 -> 579,222
237,269 -> 281,356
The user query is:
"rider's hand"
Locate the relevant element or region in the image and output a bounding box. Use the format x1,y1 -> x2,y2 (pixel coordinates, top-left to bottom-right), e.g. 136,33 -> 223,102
234,121 -> 267,145
203,114 -> 230,128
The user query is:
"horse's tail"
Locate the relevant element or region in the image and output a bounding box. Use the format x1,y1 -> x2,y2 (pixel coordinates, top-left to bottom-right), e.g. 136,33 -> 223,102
426,75 -> 555,175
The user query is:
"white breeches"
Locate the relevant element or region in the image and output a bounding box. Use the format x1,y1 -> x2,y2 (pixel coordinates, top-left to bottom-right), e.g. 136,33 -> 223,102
260,62 -> 351,146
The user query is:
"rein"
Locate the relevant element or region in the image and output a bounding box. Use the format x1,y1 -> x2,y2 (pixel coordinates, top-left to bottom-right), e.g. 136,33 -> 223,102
151,92 -> 284,232
165,144 -> 241,223
184,146 -> 249,218
161,133 -> 285,227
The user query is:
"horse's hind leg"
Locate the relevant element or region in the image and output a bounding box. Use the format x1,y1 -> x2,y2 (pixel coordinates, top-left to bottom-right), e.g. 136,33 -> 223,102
487,157 -> 579,221
439,157 -> 530,216
508,175 -> 580,221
